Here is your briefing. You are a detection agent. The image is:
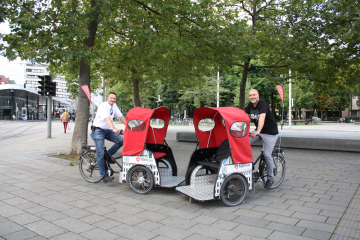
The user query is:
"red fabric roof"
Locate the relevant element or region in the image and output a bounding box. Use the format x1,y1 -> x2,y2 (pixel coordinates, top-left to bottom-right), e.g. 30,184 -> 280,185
193,107 -> 253,164
122,107 -> 169,156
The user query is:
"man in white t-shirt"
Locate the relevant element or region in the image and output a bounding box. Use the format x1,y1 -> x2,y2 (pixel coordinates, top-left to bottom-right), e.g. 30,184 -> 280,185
91,92 -> 126,183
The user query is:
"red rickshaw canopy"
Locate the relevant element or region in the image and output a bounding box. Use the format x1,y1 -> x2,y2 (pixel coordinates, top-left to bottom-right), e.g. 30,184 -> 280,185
193,107 -> 253,164
122,107 -> 169,156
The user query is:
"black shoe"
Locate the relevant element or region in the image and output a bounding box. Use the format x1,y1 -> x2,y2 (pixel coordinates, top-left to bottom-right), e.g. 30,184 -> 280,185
103,175 -> 114,183
265,180 -> 273,188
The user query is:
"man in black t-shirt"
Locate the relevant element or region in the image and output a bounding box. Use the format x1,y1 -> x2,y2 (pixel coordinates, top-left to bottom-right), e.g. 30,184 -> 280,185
245,89 -> 279,188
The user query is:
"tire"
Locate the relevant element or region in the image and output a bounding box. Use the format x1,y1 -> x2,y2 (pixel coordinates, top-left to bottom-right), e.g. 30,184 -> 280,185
260,154 -> 286,189
220,174 -> 248,207
127,166 -> 154,194
79,151 -> 103,183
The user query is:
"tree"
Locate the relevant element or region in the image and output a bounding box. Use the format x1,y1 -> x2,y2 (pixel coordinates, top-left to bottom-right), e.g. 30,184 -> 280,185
284,0 -> 360,89
224,0 -> 292,109
1,0 -> 226,154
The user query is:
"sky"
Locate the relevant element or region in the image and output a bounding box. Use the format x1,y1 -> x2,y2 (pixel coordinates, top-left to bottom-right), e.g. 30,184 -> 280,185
0,21 -> 25,84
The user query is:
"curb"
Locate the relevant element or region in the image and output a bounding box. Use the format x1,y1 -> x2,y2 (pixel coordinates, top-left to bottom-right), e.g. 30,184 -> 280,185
176,132 -> 360,153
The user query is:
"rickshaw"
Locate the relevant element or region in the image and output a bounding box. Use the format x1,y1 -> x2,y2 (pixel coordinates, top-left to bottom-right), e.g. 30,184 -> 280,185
120,106 -> 185,193
176,107 -> 254,206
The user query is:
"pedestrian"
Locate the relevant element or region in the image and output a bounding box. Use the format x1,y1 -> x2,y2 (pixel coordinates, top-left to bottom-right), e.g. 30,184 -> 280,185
245,89 -> 279,188
61,110 -> 70,133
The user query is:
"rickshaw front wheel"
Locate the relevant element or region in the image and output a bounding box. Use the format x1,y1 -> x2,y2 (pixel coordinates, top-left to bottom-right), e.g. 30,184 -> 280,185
127,166 -> 154,194
220,174 -> 248,207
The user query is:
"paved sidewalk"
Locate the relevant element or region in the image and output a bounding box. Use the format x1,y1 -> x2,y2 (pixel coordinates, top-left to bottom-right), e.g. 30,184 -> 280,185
0,121 -> 359,240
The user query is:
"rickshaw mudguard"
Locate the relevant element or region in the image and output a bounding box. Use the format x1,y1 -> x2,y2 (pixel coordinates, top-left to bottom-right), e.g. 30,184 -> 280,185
184,147 -> 219,185
146,143 -> 178,176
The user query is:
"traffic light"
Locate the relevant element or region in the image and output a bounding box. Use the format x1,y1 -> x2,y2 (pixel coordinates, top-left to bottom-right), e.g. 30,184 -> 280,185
49,82 -> 56,96
38,76 -> 46,96
157,100 -> 163,107
292,98 -> 295,106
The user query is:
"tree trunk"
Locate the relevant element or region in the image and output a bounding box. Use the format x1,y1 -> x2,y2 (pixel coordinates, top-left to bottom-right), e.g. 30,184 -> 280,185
68,0 -> 99,154
239,58 -> 251,110
131,69 -> 142,107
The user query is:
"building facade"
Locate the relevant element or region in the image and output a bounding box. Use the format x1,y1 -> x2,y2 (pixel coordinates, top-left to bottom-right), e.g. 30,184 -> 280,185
24,62 -> 71,100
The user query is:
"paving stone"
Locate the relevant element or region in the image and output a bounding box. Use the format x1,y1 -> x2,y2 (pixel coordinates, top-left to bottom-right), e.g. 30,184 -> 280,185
107,211 -> 146,225
38,200 -> 73,212
67,199 -> 95,209
252,205 -> 295,217
52,217 -> 94,233
152,225 -> 194,240
232,209 -> 267,219
231,224 -> 272,239
267,230 -> 317,240
159,216 -> 198,230
80,227 -> 120,240
184,233 -> 216,240
33,210 -> 67,221
317,198 -> 351,208
303,202 -> 346,213
49,231 -> 88,240
288,205 -> 321,215
263,214 -> 300,226
61,207 -> 92,219
301,228 -> 332,240
210,220 -> 239,231
291,212 -> 328,223
190,215 -> 218,225
157,207 -> 200,220
108,202 -> 145,215
85,205 -> 114,215
265,222 -> 305,236
78,214 -> 106,224
0,220 -> 25,236
234,233 -> 266,240
95,219 -> 122,230
25,220 -> 67,238
233,216 -> 270,228
8,212 -> 42,225
187,223 -> 240,240
108,224 -> 158,240
135,220 -> 163,232
296,219 -> 336,232
195,209 -> 237,221
2,229 -> 38,240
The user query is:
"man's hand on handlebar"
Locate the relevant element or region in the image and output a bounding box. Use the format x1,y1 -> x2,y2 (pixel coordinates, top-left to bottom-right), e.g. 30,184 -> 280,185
250,131 -> 259,139
112,128 -> 121,134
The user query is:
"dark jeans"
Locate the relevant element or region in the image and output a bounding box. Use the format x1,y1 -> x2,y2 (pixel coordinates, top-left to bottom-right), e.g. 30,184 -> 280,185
90,128 -> 123,177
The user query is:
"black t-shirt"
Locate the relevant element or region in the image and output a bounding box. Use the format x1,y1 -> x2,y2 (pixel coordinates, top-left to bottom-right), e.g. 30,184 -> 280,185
245,99 -> 278,135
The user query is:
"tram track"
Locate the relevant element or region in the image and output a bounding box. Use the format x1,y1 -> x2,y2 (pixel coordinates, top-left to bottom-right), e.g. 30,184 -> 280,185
0,123 -> 64,141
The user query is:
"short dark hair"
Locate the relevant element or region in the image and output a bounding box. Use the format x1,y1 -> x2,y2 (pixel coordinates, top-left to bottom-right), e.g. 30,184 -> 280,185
108,92 -> 117,97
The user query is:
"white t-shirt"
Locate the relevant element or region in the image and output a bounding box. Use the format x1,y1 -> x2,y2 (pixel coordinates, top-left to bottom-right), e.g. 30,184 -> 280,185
93,101 -> 123,130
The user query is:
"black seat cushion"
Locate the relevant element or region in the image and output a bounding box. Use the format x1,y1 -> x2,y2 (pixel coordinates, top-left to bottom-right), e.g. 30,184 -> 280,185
215,139 -> 230,162
196,140 -> 230,169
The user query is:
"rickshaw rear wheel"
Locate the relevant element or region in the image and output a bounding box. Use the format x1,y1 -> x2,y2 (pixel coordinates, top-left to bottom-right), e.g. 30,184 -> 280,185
127,166 -> 154,194
220,174 -> 248,207
259,154 -> 285,189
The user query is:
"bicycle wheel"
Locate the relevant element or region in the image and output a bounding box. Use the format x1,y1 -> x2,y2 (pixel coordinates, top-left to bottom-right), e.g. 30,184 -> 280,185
127,166 -> 154,194
260,154 -> 286,189
79,151 -> 103,183
220,174 -> 248,207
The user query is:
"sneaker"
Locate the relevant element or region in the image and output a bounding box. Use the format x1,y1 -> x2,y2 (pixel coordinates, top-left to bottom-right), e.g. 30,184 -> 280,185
265,179 -> 273,188
103,175 -> 114,183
